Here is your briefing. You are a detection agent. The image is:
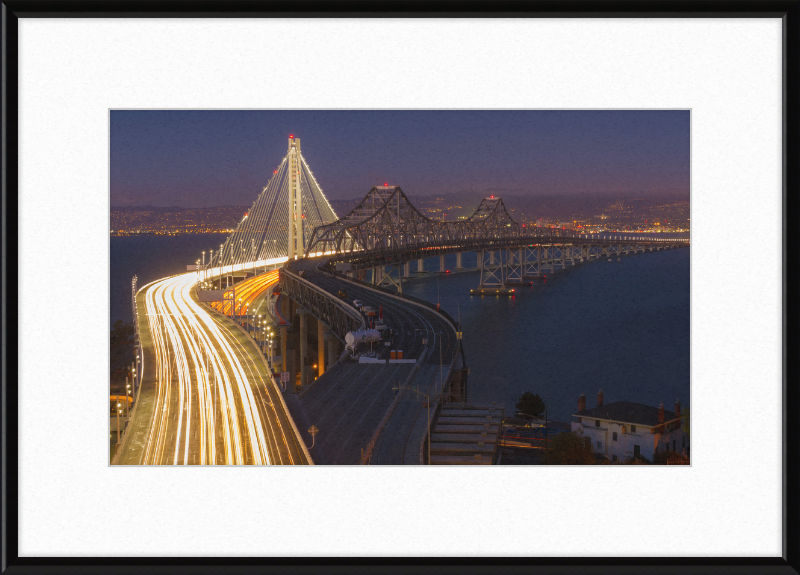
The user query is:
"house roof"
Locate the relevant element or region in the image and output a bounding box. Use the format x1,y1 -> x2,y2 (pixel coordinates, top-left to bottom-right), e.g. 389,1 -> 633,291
573,401 -> 681,427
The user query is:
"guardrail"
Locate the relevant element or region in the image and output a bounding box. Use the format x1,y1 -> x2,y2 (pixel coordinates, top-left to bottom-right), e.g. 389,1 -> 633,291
279,265 -> 365,340
324,268 -> 459,329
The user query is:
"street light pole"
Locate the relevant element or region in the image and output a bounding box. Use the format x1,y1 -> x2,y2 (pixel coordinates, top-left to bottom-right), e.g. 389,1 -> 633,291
401,383 -> 432,465
439,330 -> 443,402
116,402 -> 121,445
125,378 -> 131,423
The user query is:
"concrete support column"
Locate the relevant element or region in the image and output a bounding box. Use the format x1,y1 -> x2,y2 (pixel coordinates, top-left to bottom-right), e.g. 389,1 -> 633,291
325,332 -> 338,369
439,254 -> 445,272
455,252 -> 463,269
373,266 -> 382,285
279,326 -> 287,373
297,308 -> 309,391
284,341 -> 295,384
403,261 -> 411,277
417,258 -> 424,272
317,320 -> 325,375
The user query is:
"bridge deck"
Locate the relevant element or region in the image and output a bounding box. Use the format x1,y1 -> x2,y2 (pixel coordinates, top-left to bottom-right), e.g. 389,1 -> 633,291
116,278 -> 309,465
281,258 -> 459,465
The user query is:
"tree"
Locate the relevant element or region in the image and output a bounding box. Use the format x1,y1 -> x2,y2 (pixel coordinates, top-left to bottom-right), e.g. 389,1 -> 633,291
111,320 -> 134,346
515,392 -> 545,419
543,430 -> 595,465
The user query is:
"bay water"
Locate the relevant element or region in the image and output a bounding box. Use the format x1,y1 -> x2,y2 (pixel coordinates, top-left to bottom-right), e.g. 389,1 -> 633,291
111,236 -> 690,424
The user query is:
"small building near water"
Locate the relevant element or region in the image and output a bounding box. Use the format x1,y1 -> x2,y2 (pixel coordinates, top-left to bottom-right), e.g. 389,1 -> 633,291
571,390 -> 689,463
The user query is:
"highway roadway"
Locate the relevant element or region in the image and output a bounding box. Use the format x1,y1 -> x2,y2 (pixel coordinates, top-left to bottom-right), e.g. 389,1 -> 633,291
116,271 -> 310,465
284,258 -> 459,464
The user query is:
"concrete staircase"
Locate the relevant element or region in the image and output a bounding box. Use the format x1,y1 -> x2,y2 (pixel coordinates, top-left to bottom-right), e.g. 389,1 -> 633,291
428,404 -> 504,465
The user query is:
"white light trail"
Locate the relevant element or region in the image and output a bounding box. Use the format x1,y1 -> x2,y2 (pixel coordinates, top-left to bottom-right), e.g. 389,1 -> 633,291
138,272 -> 282,465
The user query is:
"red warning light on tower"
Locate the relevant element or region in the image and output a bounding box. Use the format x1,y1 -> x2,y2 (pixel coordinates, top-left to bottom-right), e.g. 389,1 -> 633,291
490,195 -> 495,198
289,134 -> 294,138
384,182 -> 388,186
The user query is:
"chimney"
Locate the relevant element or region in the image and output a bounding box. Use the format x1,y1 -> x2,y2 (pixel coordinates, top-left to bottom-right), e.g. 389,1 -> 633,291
597,389 -> 604,407
578,393 -> 586,412
658,402 -> 665,423
675,398 -> 681,419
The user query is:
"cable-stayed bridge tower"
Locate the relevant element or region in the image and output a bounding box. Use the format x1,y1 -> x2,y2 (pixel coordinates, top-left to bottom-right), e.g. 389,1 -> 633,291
210,136 -> 337,270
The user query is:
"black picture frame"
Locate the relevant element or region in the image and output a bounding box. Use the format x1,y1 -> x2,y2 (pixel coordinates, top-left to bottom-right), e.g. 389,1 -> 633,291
2,2 -> 798,574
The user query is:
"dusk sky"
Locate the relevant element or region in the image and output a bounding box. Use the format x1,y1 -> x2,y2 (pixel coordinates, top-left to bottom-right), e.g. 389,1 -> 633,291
110,110 -> 689,208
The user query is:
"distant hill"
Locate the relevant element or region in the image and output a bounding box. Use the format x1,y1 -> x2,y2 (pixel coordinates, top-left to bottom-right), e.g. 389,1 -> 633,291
111,205 -> 248,212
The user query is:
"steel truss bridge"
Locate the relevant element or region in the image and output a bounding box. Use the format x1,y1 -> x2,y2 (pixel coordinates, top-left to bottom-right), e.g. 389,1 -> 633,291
304,185 -> 689,293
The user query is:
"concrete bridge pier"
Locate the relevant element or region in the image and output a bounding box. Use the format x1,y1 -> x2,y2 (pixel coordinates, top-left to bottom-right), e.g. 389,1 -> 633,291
404,261 -> 411,278
439,254 -> 446,272
455,252 -> 463,269
284,338 -> 295,386
417,258 -> 425,272
296,308 -> 310,391
325,332 -> 339,370
372,266 -> 383,286
277,295 -> 291,374
318,321 -> 326,375
279,325 -> 287,373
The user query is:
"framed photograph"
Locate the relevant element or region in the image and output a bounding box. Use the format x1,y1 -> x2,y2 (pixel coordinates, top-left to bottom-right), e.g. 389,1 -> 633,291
4,1 -> 797,573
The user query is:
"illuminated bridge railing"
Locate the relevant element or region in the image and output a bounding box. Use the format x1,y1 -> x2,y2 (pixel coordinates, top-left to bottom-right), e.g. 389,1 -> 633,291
279,264 -> 364,341
325,267 -> 459,330
319,233 -> 688,270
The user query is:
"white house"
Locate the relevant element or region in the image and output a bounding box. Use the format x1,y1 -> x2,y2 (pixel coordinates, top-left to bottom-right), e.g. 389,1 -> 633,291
570,390 -> 689,463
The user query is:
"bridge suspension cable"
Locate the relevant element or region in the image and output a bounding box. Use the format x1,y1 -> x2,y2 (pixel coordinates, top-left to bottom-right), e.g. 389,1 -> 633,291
210,136 -> 338,271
